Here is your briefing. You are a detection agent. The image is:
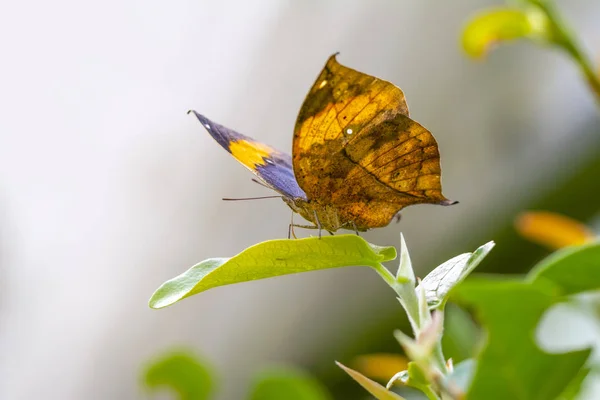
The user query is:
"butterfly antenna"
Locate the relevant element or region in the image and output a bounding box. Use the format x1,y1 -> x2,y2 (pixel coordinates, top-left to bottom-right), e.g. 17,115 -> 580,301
222,195 -> 283,201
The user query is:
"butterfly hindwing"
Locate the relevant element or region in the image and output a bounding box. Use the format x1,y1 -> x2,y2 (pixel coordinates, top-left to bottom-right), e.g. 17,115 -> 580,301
292,55 -> 454,229
189,111 -> 306,200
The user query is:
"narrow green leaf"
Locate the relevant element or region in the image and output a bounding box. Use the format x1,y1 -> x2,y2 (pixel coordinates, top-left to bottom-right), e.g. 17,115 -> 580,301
336,361 -> 406,400
249,367 -> 332,400
453,279 -> 590,400
462,8 -> 535,58
529,242 -> 600,295
142,349 -> 214,400
417,241 -> 494,309
396,233 -> 414,284
149,235 -> 396,309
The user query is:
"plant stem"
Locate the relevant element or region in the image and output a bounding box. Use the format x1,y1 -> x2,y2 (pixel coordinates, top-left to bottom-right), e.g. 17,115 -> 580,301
372,263 -> 400,292
432,342 -> 448,374
374,263 -> 451,397
373,262 -> 422,332
421,385 -> 441,400
535,0 -> 600,103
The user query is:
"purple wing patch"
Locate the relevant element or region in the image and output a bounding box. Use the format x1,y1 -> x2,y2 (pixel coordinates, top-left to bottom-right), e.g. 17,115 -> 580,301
189,111 -> 307,200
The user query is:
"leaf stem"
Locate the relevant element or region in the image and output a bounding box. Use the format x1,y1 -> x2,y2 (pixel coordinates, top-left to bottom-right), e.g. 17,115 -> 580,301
534,0 -> 600,103
372,263 -> 400,291
373,262 -> 422,331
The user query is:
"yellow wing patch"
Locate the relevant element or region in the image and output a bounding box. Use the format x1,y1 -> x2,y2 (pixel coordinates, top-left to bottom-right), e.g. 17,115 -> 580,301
229,140 -> 274,169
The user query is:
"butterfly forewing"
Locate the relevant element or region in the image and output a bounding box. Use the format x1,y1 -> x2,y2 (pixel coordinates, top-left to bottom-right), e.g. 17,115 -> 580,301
190,111 -> 306,200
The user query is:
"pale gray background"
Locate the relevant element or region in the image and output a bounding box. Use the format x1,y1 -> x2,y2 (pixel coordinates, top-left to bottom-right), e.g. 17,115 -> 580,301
1,0 -> 599,399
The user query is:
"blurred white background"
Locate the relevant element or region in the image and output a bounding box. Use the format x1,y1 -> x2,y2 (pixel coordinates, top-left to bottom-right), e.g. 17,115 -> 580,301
1,0 -> 599,399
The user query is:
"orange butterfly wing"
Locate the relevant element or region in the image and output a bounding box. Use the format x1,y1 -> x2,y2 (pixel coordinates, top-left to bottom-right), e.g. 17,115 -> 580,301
292,55 -> 455,229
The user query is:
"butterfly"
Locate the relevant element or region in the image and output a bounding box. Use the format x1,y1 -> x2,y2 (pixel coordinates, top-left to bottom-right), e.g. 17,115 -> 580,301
189,54 -> 456,236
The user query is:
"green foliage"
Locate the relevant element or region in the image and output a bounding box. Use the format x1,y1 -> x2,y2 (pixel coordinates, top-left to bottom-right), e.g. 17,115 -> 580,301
147,232 -> 599,400
452,242 -> 600,399
149,236 -> 495,399
529,242 -> 600,295
454,279 -> 590,400
142,350 -> 215,400
143,350 -> 333,400
249,368 -> 332,400
149,235 -> 396,309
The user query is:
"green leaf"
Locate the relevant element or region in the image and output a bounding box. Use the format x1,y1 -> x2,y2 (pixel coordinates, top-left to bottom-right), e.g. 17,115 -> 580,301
453,279 -> 590,400
445,359 -> 475,393
462,7 -> 543,58
142,349 -> 215,400
336,361 -> 406,400
528,242 -> 600,295
417,241 -> 495,309
149,235 -> 396,309
557,367 -> 591,400
396,233 -> 414,284
405,362 -> 432,394
441,304 -> 481,363
249,367 -> 332,400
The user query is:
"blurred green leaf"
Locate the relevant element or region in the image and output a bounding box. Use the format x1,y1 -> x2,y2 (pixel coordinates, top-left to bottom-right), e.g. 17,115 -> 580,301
149,235 -> 396,309
441,304 -> 481,363
462,7 -> 543,58
417,241 -> 495,309
445,359 -> 475,393
336,361 -> 406,400
249,367 -> 332,400
557,367 -> 591,400
142,349 -> 214,400
453,279 -> 590,400
529,242 -> 600,295
405,362 -> 431,395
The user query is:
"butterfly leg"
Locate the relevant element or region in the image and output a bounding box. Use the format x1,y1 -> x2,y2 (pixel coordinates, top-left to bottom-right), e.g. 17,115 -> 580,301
290,223 -> 319,237
351,221 -> 359,236
313,210 -> 322,239
289,212 -> 321,238
288,212 -> 295,239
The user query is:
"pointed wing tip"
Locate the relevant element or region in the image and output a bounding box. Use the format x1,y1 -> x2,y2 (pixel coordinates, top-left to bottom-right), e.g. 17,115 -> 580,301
440,199 -> 459,206
328,52 -> 341,64
187,109 -> 203,120
188,111 -> 213,129
187,109 -> 203,119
